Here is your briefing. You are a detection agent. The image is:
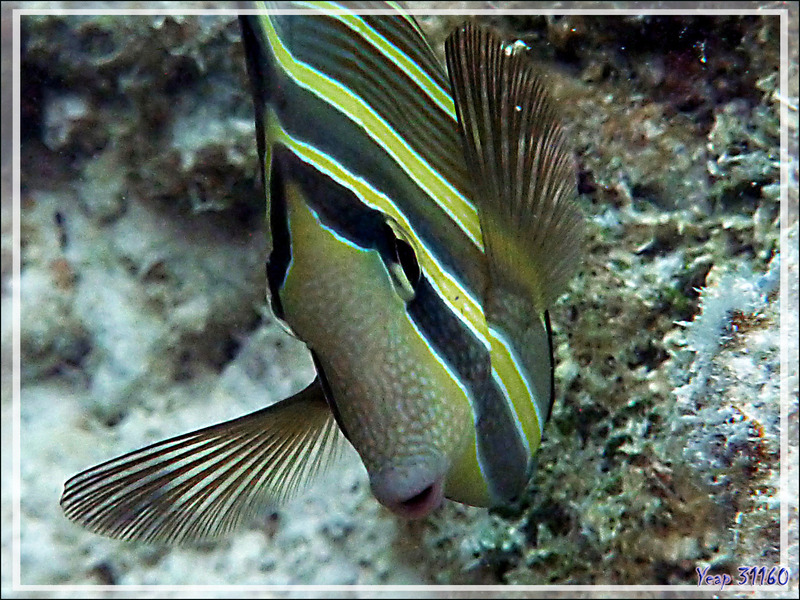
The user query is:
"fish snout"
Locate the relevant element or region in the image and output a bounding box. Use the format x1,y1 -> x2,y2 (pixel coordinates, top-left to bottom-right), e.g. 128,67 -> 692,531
369,463 -> 445,519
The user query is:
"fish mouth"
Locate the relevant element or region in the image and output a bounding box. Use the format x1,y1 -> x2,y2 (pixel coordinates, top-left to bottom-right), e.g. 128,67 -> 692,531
371,469 -> 445,519
390,478 -> 444,519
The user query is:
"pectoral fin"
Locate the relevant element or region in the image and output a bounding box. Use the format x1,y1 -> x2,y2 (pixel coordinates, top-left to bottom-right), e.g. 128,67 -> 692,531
445,23 -> 583,312
61,378 -> 345,544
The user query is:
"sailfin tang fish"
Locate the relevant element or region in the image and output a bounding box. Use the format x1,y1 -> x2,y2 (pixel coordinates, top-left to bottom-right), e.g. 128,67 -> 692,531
60,3 -> 583,544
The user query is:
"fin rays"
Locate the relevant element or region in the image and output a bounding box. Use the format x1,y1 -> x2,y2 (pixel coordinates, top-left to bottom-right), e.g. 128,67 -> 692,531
61,380 -> 344,544
445,23 -> 583,311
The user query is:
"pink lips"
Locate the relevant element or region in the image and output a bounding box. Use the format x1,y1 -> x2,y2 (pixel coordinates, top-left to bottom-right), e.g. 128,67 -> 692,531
383,478 -> 444,519
369,462 -> 446,519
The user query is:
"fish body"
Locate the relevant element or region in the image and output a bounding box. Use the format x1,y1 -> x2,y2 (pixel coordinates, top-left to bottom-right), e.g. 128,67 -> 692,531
61,2 -> 582,542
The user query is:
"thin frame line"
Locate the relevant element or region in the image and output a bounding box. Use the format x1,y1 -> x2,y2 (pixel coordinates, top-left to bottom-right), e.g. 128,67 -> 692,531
14,8 -> 788,15
10,2 -> 794,594
12,6 -> 22,593
779,1 -> 790,576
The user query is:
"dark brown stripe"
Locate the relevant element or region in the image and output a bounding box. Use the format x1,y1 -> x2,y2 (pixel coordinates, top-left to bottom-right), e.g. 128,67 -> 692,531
280,13 -> 474,202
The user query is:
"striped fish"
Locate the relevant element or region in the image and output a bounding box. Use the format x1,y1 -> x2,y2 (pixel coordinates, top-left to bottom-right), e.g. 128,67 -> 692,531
60,2 -> 582,543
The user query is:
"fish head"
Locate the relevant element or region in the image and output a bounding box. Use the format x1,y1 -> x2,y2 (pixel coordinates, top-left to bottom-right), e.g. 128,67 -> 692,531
271,149 -> 477,518
249,9 -> 583,519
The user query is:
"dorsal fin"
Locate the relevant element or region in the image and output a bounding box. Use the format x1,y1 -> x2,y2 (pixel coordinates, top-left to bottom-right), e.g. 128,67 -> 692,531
445,23 -> 583,311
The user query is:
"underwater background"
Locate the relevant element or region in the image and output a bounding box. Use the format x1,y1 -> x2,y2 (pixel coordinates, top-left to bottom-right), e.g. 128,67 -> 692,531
2,0 -> 798,591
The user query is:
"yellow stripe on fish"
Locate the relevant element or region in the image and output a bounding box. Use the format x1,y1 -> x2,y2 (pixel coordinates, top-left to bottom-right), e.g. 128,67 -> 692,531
266,113 -> 490,353
60,2 -> 583,544
254,13 -> 484,248
294,3 -> 457,119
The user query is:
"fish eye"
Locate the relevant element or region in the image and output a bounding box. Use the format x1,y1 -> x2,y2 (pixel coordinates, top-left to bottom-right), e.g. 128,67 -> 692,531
381,220 -> 420,302
394,237 -> 420,290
